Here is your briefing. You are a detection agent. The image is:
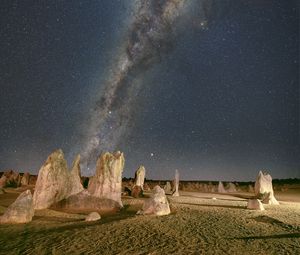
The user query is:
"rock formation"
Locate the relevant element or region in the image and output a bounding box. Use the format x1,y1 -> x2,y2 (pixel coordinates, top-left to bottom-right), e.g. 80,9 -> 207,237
247,199 -> 265,211
85,212 -> 101,222
0,176 -> 7,189
52,190 -> 121,213
88,151 -> 124,207
227,182 -> 237,192
0,190 -> 34,224
137,186 -> 170,216
68,155 -> 84,196
131,166 -> 146,198
172,169 -> 179,197
254,171 -> 279,205
33,149 -> 84,210
218,181 -> 226,193
21,172 -> 30,186
164,181 -> 172,194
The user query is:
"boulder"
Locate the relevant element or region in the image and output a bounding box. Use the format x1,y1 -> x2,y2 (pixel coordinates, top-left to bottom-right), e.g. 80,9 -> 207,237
218,181 -> 226,193
254,171 -> 279,205
164,181 -> 172,194
0,190 -> 34,224
172,169 -> 180,197
52,190 -> 121,213
88,151 -> 124,207
21,172 -> 30,186
85,212 -> 101,222
33,149 -> 84,210
137,186 -> 170,216
247,199 -> 265,211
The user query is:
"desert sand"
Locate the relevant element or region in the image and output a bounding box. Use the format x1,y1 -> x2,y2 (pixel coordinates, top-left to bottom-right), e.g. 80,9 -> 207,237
0,187 -> 299,255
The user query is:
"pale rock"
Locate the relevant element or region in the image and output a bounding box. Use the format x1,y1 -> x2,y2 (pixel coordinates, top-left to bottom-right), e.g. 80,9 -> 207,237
0,190 -> 34,223
137,186 -> 170,216
21,172 -> 30,186
85,212 -> 101,222
254,171 -> 279,205
172,169 -> 180,197
248,184 -> 254,193
131,165 -> 146,198
218,181 -> 226,193
247,199 -> 265,211
164,181 -> 172,194
227,182 -> 237,192
134,165 -> 145,188
68,155 -> 84,196
88,151 -> 124,207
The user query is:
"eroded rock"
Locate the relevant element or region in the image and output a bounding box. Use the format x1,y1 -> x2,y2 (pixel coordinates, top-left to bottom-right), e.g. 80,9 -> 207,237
247,199 -> 265,211
85,212 -> 101,222
255,171 -> 279,205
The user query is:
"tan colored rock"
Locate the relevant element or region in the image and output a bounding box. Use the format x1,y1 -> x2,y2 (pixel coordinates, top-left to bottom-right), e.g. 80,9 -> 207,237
247,199 -> 265,211
254,171 -> 279,205
52,190 -> 121,213
218,181 -> 226,193
69,155 -> 84,196
134,166 -> 145,188
131,166 -> 146,198
137,186 -> 170,216
85,212 -> 101,222
164,181 -> 172,194
0,190 -> 34,224
0,176 -> 7,189
172,169 -> 180,197
88,151 -> 124,207
33,149 -> 84,210
21,172 -> 30,186
227,182 -> 237,192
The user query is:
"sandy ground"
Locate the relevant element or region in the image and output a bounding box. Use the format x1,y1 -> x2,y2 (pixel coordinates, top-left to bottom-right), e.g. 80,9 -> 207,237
0,189 -> 299,255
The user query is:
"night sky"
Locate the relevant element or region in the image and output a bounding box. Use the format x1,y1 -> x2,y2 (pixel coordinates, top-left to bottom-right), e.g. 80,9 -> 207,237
0,0 -> 299,181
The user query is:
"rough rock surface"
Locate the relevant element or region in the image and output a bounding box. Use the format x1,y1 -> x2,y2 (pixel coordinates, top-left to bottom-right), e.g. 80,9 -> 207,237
137,186 -> 170,216
0,176 -> 7,189
21,172 -> 30,186
69,155 -> 84,196
172,169 -> 180,197
85,212 -> 101,222
0,190 -> 34,224
52,190 -> 121,213
33,149 -> 84,210
227,183 -> 237,192
247,199 -> 265,211
218,182 -> 226,193
164,181 -> 172,194
88,151 -> 124,207
254,171 -> 279,205
131,166 -> 146,198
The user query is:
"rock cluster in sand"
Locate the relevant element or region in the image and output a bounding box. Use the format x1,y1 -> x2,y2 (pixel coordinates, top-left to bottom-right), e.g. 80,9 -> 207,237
254,171 -> 279,205
138,185 -> 170,216
0,190 -> 34,224
33,149 -> 84,210
0,170 -> 21,188
88,151 -> 124,207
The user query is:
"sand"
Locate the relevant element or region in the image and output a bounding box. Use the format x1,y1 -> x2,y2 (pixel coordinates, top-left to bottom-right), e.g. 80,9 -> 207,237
0,189 -> 299,254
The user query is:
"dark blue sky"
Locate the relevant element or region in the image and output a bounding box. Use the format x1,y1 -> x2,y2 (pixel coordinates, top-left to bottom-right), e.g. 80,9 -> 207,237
0,1 -> 299,181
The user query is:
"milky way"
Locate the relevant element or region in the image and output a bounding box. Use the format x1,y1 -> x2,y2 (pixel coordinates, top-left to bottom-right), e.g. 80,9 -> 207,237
80,0 -> 213,173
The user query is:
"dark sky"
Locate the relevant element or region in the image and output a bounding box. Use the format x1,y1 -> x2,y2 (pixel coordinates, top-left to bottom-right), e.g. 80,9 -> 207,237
0,0 -> 299,181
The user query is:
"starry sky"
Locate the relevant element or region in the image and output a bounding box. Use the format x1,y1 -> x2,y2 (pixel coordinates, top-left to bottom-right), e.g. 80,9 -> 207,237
0,0 -> 299,181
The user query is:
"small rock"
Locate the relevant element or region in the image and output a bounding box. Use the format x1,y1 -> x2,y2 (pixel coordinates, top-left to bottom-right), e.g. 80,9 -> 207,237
85,212 -> 101,222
